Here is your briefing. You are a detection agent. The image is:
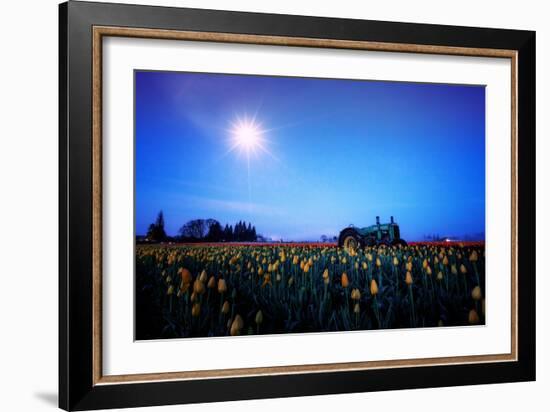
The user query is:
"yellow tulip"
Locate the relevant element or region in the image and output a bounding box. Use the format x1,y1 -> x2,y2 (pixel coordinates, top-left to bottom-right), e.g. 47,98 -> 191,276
221,300 -> 230,314
472,286 -> 482,301
193,279 -> 205,294
255,310 -> 263,325
341,272 -> 349,288
217,278 -> 227,294
230,315 -> 244,336
468,309 -> 480,324
191,302 -> 201,317
370,279 -> 379,296
262,274 -> 272,288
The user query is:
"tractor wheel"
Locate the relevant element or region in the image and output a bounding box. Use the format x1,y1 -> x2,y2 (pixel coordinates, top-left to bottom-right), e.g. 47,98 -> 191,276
392,239 -> 408,247
338,229 -> 362,252
363,236 -> 376,247
378,240 -> 392,248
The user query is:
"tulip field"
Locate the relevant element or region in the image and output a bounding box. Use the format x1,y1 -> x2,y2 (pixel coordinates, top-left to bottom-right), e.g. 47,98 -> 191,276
135,242 -> 485,340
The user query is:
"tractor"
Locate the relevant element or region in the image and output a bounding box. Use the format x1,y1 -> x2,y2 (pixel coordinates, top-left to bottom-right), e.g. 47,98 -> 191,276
338,216 -> 407,251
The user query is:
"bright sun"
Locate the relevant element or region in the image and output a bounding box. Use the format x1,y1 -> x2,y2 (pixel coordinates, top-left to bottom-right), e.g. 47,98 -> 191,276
225,114 -> 277,207
229,117 -> 267,156
234,122 -> 261,151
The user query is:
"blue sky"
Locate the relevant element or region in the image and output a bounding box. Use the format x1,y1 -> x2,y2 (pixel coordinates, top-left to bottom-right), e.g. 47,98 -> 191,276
135,71 -> 485,241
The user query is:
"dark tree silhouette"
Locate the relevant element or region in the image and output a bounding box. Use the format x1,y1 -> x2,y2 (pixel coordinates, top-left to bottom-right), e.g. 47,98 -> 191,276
206,220 -> 223,241
234,221 -> 242,241
146,211 -> 167,242
222,224 -> 231,241
226,224 -> 234,241
175,218 -> 259,242
178,218 -> 225,241
179,219 -> 208,240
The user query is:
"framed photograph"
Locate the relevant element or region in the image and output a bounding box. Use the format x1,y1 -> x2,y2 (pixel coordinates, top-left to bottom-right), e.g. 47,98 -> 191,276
59,1 -> 536,410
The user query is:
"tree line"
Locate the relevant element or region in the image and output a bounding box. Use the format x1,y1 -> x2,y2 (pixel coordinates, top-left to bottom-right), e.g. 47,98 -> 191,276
144,211 -> 258,243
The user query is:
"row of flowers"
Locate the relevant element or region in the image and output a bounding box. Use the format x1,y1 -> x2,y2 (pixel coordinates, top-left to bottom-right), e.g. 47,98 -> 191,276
135,243 -> 485,338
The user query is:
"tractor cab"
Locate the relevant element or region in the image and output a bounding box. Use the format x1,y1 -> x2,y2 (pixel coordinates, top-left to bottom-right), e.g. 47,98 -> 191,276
361,216 -> 401,242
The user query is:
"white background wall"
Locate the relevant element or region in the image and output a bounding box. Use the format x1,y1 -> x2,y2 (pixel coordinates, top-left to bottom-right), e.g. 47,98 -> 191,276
0,0 -> 547,411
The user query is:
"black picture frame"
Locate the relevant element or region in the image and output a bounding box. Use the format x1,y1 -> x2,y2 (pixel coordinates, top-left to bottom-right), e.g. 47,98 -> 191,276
59,1 -> 536,410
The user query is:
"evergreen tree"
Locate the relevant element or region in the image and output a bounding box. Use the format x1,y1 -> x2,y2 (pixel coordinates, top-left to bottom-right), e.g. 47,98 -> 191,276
235,221 -> 243,241
155,211 -> 165,232
206,220 -> 223,241
223,224 -> 231,241
146,210 -> 167,242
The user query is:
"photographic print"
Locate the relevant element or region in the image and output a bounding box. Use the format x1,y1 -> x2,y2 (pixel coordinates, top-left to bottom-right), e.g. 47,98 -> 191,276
60,5 -> 534,408
134,70 -> 486,340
